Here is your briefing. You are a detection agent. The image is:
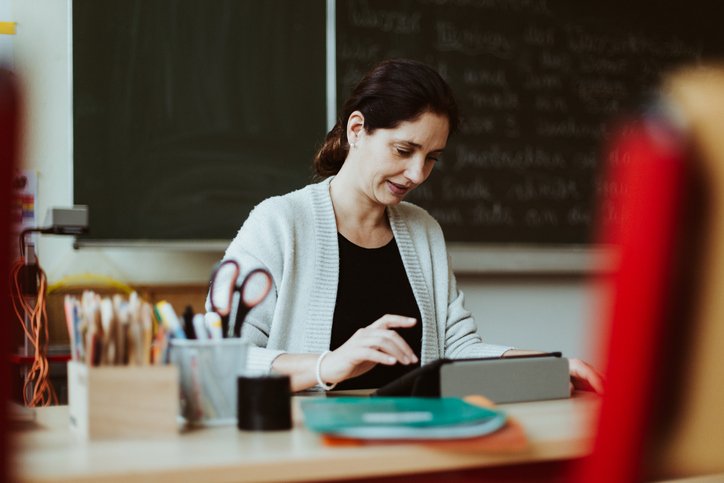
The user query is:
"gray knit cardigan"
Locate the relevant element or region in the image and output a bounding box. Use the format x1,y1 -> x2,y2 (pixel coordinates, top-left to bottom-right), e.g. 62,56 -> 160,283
212,177 -> 510,375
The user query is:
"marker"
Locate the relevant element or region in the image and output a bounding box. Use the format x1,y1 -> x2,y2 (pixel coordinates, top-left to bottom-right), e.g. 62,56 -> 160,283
154,301 -> 187,340
193,314 -> 209,340
204,312 -> 223,340
183,305 -> 196,339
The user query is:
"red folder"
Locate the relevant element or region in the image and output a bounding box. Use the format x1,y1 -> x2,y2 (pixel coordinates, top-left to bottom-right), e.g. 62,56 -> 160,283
572,116 -> 691,482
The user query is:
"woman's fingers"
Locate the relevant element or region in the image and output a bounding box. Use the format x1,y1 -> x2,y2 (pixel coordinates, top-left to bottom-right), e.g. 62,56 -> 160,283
365,314 -> 418,363
370,314 -> 417,330
359,329 -> 417,364
569,358 -> 605,394
323,339 -> 407,384
323,315 -> 420,385
358,347 -> 398,366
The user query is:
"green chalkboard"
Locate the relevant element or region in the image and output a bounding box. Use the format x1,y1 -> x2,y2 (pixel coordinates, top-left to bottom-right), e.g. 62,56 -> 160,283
73,0 -> 326,241
337,0 -> 719,244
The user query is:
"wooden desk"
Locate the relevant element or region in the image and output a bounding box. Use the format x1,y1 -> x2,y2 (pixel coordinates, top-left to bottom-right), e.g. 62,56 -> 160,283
12,393 -> 599,483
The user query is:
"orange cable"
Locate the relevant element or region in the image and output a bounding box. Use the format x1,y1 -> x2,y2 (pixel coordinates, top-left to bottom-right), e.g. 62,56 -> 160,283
10,258 -> 58,407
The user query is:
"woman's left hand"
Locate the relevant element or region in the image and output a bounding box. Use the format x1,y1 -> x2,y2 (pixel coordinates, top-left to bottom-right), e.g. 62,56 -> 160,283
568,358 -> 605,394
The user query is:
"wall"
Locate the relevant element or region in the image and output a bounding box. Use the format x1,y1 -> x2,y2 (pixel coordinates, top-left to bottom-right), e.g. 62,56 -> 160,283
0,1 -> 13,62
10,0 -> 604,361
462,275 -> 608,363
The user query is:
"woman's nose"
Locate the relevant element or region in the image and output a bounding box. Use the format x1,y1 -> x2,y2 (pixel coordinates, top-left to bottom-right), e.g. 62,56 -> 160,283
404,156 -> 427,184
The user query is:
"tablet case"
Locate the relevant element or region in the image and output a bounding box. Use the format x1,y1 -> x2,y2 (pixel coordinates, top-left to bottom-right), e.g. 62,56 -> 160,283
374,353 -> 570,403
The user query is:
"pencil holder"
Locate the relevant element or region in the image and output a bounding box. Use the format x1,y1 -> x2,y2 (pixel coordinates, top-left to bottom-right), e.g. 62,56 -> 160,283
67,361 -> 180,440
169,338 -> 248,426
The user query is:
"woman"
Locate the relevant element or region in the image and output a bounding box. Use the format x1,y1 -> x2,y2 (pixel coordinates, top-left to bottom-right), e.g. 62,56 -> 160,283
212,59 -> 603,393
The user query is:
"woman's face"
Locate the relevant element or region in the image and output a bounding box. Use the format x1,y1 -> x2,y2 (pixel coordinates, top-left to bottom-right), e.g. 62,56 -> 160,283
349,111 -> 449,207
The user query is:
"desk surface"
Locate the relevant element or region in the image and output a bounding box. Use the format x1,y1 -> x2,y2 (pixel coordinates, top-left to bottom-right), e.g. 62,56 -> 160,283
12,393 -> 600,483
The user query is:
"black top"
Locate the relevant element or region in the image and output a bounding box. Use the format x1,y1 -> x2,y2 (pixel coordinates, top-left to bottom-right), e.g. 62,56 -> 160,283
330,233 -> 422,390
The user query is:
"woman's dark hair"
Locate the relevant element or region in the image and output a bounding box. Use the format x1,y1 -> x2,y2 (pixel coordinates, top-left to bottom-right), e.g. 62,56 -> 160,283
313,59 -> 460,178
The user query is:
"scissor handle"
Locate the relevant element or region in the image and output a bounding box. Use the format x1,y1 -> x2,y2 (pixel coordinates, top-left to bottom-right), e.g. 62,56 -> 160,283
237,268 -> 273,308
208,259 -> 241,316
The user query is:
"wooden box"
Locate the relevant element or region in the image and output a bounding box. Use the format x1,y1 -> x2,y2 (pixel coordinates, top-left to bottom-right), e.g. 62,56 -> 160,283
67,361 -> 180,440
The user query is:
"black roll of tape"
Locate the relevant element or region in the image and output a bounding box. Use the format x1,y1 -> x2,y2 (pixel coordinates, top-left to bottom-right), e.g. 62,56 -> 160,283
237,374 -> 292,431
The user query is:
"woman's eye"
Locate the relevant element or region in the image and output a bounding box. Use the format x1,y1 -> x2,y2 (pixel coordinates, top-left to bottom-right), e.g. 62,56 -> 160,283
396,147 -> 411,156
427,154 -> 442,163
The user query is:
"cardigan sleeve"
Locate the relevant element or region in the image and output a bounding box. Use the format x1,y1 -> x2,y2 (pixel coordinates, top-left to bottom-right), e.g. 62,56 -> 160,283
442,260 -> 512,359
205,198 -> 288,373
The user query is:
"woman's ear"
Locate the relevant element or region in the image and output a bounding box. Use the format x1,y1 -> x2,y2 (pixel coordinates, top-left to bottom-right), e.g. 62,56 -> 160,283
346,111 -> 365,148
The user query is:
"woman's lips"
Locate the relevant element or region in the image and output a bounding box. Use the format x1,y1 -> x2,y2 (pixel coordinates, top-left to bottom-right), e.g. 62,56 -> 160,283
387,180 -> 410,196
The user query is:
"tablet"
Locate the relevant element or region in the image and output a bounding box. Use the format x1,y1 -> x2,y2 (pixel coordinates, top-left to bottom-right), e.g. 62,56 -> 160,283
374,353 -> 570,403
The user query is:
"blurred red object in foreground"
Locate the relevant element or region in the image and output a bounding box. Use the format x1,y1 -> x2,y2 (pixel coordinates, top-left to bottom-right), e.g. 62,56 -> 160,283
575,65 -> 724,482
1,66 -> 21,483
573,116 -> 691,483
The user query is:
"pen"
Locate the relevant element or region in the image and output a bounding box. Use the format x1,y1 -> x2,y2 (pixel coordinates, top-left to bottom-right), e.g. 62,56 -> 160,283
125,292 -> 141,365
86,296 -> 102,366
116,300 -> 130,365
140,302 -> 153,365
100,298 -> 115,364
63,295 -> 78,360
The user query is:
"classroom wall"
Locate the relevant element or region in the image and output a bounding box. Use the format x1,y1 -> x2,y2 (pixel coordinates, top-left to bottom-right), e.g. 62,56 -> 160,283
9,0 -> 604,362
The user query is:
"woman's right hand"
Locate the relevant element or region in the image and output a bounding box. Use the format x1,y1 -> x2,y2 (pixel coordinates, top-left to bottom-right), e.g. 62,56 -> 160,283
319,314 -> 419,386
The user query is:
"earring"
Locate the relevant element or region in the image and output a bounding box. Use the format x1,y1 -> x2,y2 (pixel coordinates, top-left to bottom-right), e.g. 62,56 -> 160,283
350,141 -> 357,149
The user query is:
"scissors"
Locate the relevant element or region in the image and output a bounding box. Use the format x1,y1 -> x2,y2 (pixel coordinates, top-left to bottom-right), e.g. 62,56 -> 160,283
208,260 -> 273,338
